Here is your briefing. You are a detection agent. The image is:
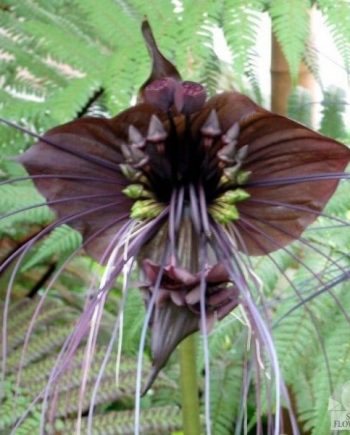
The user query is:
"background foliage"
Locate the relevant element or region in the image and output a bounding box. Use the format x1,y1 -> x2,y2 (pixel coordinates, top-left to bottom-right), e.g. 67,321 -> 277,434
0,1 -> 350,434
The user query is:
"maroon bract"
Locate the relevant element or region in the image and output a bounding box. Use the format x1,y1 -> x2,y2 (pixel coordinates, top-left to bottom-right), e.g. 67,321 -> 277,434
16,20 -> 350,400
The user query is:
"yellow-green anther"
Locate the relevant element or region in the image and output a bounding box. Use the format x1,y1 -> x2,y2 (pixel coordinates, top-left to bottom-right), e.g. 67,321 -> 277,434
123,184 -> 145,199
209,204 -> 239,224
131,199 -> 163,219
220,189 -> 250,203
236,170 -> 251,185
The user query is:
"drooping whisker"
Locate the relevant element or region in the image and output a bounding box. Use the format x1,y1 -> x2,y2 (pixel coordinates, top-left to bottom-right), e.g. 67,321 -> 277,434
246,172 -> 350,188
0,117 -> 122,173
210,229 -> 268,429
238,212 -> 350,325
10,296 -> 114,433
76,291 -> 108,431
211,224 -> 297,434
198,236 -> 212,435
41,211 -> 170,421
243,294 -> 299,434
298,261 -> 349,296
1,200 -> 127,382
0,174 -> 125,187
236,217 -> 350,402
238,213 -> 339,288
87,256 -> 135,433
134,240 -> 171,435
14,214 -> 130,401
247,197 -> 350,227
77,221 -> 141,430
234,357 -> 252,435
231,270 -> 285,434
168,189 -> 177,255
244,209 -> 349,278
6,217 -> 134,429
223,224 -> 270,320
209,221 -> 235,260
308,223 -> 350,231
198,183 -> 211,237
211,223 -> 266,312
18,217 -> 133,390
189,184 -> 201,234
93,220 -> 137,274
0,199 -> 127,277
2,237 -> 33,388
174,186 -> 184,231
274,270 -> 350,327
37,215 -> 169,433
252,344 -> 263,435
0,192 -> 124,226
237,226 -> 334,394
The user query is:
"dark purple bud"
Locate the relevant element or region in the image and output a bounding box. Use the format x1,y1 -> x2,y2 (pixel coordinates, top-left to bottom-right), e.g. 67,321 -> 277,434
165,264 -> 198,287
205,263 -> 230,284
140,20 -> 182,99
142,259 -> 160,284
216,296 -> 240,321
143,77 -> 177,112
207,286 -> 238,307
142,259 -> 199,291
175,81 -> 207,115
143,304 -> 198,393
185,286 -> 200,305
170,290 -> 187,306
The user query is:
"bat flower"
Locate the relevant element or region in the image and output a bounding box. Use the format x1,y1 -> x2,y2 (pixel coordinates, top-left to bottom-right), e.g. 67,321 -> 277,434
10,19 -> 350,421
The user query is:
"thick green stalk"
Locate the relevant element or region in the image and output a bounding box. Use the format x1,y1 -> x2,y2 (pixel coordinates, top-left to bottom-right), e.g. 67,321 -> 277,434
179,333 -> 201,435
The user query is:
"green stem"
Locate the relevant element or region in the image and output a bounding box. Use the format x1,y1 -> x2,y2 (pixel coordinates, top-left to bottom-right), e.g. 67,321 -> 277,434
179,333 -> 201,435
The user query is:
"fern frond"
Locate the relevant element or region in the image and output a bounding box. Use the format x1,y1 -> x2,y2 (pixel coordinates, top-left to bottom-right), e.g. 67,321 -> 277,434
305,290 -> 350,434
317,0 -> 350,75
59,406 -> 182,434
6,322 -> 74,371
0,182 -> 53,235
221,0 -> 263,79
22,225 -> 82,272
287,86 -> 313,127
122,287 -> 146,355
210,357 -> 243,435
319,86 -> 347,140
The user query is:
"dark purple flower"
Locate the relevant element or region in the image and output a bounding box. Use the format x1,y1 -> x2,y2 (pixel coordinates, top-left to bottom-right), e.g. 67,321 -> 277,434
3,20 -> 350,433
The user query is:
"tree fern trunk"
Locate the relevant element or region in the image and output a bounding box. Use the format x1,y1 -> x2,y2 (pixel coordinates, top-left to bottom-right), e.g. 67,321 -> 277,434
271,9 -> 316,117
271,32 -> 291,115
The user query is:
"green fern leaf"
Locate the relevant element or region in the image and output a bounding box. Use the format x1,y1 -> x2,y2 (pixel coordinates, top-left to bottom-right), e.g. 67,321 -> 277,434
22,225 -> 82,272
319,86 -> 347,140
317,0 -> 350,75
287,86 -> 313,127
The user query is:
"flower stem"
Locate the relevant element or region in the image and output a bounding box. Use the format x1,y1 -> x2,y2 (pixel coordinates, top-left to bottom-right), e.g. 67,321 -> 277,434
179,333 -> 201,434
